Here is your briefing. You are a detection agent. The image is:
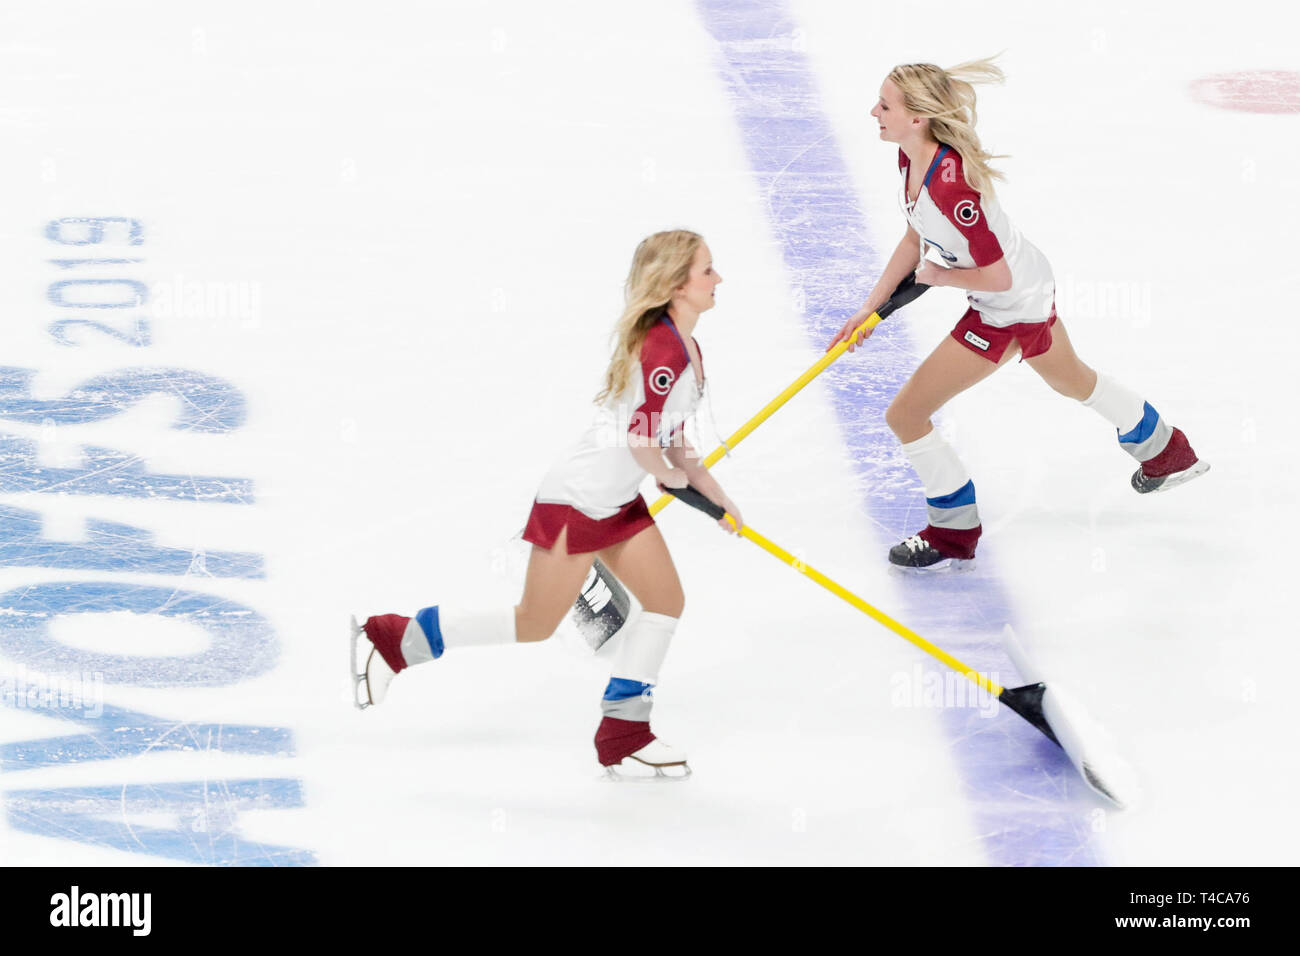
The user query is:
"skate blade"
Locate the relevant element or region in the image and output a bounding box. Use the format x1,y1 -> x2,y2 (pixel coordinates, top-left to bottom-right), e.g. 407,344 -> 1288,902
601,761 -> 692,783
890,557 -> 976,575
349,616 -> 371,710
1134,459 -> 1210,494
350,615 -> 398,710
350,615 -> 398,709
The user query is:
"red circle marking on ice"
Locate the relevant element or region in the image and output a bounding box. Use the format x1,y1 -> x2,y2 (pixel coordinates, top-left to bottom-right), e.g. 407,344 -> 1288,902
1189,70 -> 1300,114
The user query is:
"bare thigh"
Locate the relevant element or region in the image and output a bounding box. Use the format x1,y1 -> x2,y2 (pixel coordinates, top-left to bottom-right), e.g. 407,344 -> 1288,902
514,526 -> 595,642
1023,318 -> 1098,400
597,524 -> 685,619
886,334 -> 1018,443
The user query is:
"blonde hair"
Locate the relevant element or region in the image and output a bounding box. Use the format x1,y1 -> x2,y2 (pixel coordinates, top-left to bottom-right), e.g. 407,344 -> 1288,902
596,229 -> 702,404
888,56 -> 1007,197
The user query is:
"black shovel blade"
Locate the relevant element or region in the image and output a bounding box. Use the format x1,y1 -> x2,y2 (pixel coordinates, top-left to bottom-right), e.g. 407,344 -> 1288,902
998,682 -> 1061,746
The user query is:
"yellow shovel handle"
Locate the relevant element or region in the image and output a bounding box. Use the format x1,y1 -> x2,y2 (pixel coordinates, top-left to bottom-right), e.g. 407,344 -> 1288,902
647,311 -> 886,517
727,515 -> 1005,698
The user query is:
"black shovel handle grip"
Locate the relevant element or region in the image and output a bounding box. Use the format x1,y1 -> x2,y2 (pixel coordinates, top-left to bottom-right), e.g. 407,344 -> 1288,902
874,273 -> 930,322
662,484 -> 726,521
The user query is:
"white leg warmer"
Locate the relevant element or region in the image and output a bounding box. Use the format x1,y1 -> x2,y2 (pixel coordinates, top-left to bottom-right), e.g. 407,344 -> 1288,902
900,427 -> 971,499
611,611 -> 678,686
438,606 -> 517,650
1081,372 -> 1146,432
400,605 -> 516,665
602,612 -> 679,721
900,427 -> 980,531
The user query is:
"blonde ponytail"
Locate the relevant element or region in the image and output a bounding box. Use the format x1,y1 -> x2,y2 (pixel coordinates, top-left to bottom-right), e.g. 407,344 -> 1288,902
888,55 -> 1008,197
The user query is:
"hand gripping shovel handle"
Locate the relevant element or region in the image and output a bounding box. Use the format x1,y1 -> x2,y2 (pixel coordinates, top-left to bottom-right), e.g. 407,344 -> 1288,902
662,483 -> 727,521
873,272 -> 929,321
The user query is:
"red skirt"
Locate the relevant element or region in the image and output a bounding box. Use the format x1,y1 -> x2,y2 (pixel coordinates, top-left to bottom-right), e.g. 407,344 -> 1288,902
950,304 -> 1058,363
522,495 -> 655,554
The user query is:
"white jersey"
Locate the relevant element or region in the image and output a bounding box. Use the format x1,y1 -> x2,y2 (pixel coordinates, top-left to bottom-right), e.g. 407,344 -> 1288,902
534,314 -> 704,520
898,146 -> 1055,327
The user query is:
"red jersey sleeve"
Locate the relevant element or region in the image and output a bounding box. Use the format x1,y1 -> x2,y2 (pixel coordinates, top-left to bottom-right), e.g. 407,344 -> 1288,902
927,151 -> 1004,267
628,320 -> 689,441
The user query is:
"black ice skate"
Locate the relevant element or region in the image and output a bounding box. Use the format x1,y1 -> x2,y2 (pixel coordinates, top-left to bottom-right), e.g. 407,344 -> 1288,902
888,529 -> 977,572
1130,427 -> 1209,494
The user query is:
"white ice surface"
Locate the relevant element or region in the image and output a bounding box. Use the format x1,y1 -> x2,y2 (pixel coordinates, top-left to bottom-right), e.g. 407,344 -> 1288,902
0,0 -> 1296,865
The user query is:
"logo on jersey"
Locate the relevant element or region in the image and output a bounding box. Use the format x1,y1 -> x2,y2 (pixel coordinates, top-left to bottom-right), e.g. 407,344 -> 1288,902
649,366 -> 675,396
926,238 -> 959,264
954,199 -> 980,227
963,330 -> 991,351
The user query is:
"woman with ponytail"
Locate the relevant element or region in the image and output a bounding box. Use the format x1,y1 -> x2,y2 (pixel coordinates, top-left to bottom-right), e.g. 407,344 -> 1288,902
354,230 -> 740,778
829,58 -> 1207,571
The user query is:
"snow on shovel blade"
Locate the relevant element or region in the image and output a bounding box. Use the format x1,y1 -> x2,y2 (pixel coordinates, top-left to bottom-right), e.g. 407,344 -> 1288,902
997,623 -> 1141,809
997,680 -> 1141,809
1039,681 -> 1143,810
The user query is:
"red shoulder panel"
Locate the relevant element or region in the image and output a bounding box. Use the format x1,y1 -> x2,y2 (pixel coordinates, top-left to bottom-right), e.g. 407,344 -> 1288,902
927,150 -> 1004,267
628,319 -> 690,439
